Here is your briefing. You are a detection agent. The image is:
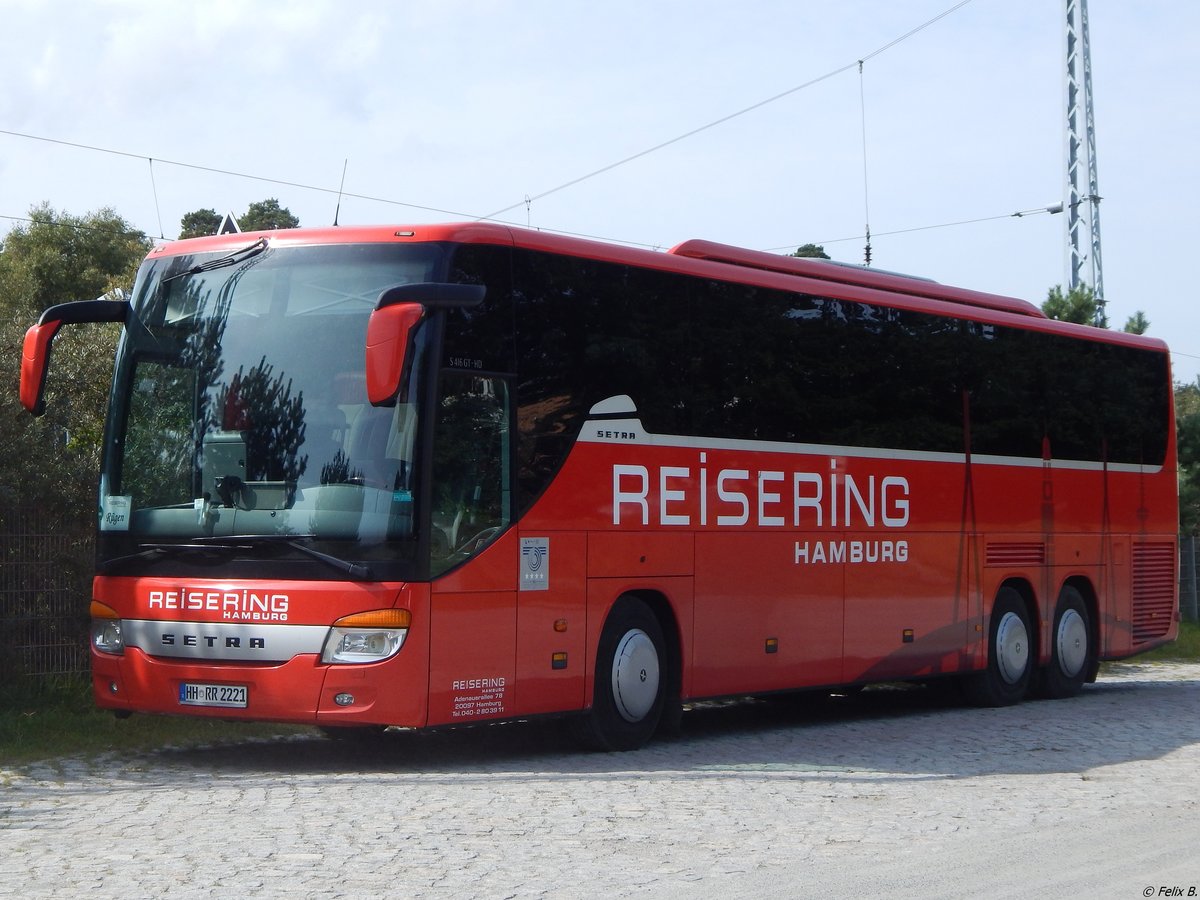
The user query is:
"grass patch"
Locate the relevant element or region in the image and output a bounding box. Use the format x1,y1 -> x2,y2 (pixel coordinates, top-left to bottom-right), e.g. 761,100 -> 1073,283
1128,620 -> 1200,662
0,676 -> 314,767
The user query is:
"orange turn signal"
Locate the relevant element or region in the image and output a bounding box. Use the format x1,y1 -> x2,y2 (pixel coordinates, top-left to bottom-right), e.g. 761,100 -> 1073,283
90,600 -> 120,619
332,609 -> 411,629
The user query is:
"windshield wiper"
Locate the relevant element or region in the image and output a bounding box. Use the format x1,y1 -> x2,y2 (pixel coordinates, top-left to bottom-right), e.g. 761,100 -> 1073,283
99,541 -> 255,571
162,237 -> 269,284
267,537 -> 374,580
194,534 -> 373,580
101,535 -> 373,580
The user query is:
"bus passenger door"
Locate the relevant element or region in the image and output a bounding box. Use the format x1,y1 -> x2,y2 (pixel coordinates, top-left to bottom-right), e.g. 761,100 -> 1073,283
427,373 -> 519,726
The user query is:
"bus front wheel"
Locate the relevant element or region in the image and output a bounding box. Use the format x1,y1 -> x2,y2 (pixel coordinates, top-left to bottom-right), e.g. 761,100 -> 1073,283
571,597 -> 666,751
964,587 -> 1033,707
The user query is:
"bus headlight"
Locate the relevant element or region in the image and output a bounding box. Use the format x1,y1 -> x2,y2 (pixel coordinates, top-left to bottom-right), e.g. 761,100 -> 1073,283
90,600 -> 124,655
321,609 -> 410,664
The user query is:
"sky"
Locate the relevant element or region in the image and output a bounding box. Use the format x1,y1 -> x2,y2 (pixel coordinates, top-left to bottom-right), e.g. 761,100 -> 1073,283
2,0 -> 1198,381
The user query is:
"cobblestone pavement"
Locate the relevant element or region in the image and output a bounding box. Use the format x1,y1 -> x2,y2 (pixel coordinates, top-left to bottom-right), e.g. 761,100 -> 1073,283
2,663 -> 1199,899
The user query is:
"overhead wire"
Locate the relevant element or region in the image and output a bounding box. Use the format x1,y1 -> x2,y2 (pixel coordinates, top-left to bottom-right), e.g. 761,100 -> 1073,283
0,209 -> 665,252
858,60 -> 872,267
858,0 -> 977,64
0,203 -> 1063,259
148,159 -> 164,239
2,0 -> 979,249
765,205 -> 1066,253
0,212 -> 149,240
0,127 -> 479,222
479,0 -> 979,222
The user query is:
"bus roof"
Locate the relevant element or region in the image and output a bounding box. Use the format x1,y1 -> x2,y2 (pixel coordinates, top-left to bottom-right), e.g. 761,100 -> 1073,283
153,223 -> 1040,317
667,239 -> 1047,320
149,223 -> 1169,359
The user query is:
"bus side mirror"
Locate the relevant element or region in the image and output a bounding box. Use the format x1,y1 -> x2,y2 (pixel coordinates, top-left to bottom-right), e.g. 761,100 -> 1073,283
365,282 -> 485,406
365,302 -> 425,406
20,320 -> 63,416
19,298 -> 129,416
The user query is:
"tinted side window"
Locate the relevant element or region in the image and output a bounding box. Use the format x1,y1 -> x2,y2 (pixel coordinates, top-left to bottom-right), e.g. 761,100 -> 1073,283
445,244 -> 516,374
689,286 -> 845,444
964,324 -> 1045,459
1097,341 -> 1169,465
508,249 -> 693,510
691,288 -> 964,453
834,303 -> 963,454
964,321 -> 1168,466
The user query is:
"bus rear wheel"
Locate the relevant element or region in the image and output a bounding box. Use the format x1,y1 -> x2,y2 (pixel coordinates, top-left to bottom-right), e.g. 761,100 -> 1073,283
964,587 -> 1033,707
1037,586 -> 1092,699
571,597 -> 666,752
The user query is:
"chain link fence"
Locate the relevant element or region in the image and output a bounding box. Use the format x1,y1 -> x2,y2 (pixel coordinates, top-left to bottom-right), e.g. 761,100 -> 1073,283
1179,535 -> 1200,625
0,507 -> 92,680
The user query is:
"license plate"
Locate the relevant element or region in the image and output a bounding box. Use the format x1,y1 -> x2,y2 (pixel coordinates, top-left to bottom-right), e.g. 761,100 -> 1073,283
179,683 -> 248,708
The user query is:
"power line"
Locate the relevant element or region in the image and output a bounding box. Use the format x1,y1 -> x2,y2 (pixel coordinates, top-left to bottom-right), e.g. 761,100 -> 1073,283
859,0 -> 977,63
766,205 -> 1065,253
0,1 -> 1073,274
0,127 -> 480,222
148,159 -> 164,239
478,64 -> 858,221
858,60 -> 872,267
480,0 -> 979,221
0,125 -> 681,249
0,209 -> 666,254
2,0 -> 979,248
0,212 -> 149,241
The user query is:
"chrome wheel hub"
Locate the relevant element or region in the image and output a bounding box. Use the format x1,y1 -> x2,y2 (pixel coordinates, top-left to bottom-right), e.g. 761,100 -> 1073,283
1056,608 -> 1088,678
611,628 -> 660,723
995,611 -> 1030,685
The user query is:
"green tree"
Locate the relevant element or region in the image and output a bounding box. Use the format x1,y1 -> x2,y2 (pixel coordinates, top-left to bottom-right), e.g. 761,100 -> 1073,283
0,205 -> 150,506
1178,381 -> 1200,534
238,198 -> 300,232
792,243 -> 830,259
177,200 -> 300,239
0,204 -> 148,318
0,205 -> 150,678
178,207 -> 222,239
1123,310 -> 1150,335
1042,284 -> 1101,326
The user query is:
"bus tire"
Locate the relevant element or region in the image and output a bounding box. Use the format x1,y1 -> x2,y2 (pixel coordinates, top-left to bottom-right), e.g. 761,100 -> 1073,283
1039,586 -> 1092,699
571,597 -> 666,752
964,587 -> 1033,707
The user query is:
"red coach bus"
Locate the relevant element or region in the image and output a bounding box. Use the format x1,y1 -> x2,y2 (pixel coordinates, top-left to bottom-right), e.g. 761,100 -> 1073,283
20,223 -> 1178,750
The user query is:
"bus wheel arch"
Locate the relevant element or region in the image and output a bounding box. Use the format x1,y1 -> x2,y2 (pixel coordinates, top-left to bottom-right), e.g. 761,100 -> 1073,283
571,592 -> 680,751
964,580 -> 1037,707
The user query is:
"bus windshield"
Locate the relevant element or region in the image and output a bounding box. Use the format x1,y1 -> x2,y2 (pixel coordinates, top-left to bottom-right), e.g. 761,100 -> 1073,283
98,241 -> 442,576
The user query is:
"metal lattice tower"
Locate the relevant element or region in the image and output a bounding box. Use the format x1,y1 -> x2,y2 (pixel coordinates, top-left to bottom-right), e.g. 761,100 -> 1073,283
1065,0 -> 1105,325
